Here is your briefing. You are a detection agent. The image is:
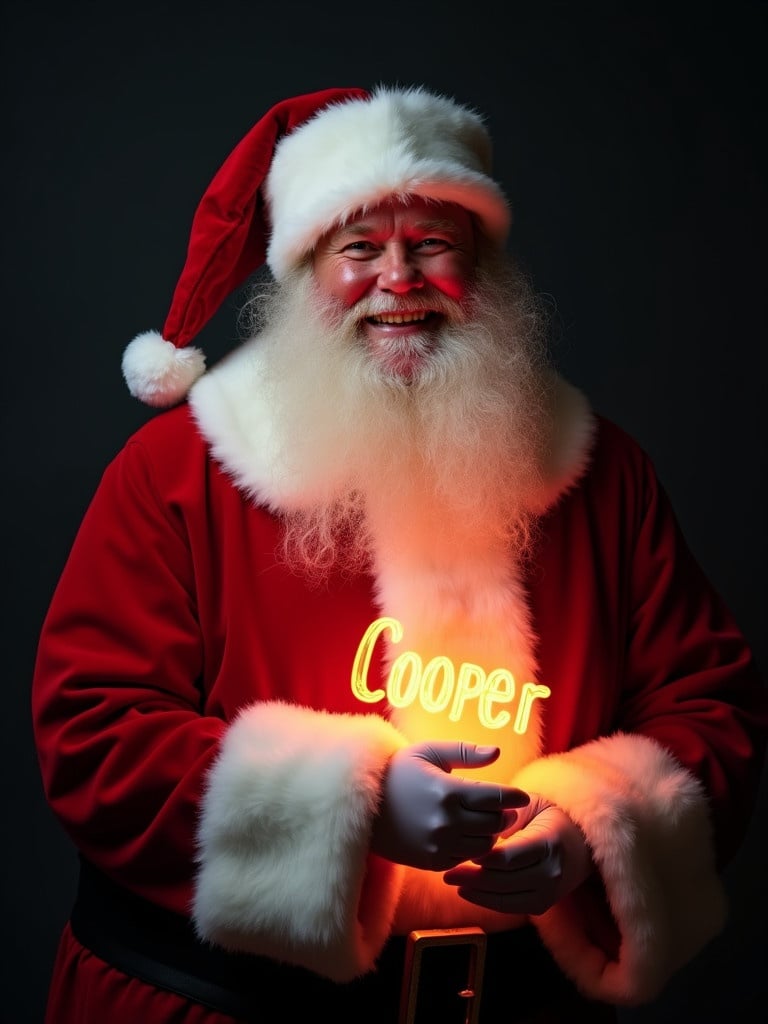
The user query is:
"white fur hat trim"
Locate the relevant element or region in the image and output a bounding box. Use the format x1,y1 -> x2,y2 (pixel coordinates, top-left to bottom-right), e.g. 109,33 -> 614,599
265,86 -> 511,279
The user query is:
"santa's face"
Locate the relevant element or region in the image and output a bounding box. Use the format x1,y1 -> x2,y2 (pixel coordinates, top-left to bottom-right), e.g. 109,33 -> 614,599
312,197 -> 477,380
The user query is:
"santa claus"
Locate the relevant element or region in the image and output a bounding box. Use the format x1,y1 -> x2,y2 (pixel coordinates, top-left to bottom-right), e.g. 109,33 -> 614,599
33,86 -> 767,1024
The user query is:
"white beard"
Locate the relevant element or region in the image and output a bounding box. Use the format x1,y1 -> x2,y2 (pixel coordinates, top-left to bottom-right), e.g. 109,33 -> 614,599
235,253 -> 567,788
242,251 -> 556,580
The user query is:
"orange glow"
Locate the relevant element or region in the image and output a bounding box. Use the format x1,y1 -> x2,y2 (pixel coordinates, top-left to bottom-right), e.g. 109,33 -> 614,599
351,617 -> 550,732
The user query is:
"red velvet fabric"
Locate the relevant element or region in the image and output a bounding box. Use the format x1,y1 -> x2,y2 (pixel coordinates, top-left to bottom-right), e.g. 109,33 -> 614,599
46,924 -> 237,1024
32,405 -> 767,1017
33,406 -> 766,910
161,87 -> 368,349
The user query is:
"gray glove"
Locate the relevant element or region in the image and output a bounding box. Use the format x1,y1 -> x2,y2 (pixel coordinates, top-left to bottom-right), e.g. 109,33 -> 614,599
443,794 -> 594,914
370,741 -> 530,870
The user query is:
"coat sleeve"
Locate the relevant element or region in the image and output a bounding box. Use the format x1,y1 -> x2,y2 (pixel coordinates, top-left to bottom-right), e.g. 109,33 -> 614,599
33,436 -> 219,913
32,433 -> 406,977
511,443 -> 767,1006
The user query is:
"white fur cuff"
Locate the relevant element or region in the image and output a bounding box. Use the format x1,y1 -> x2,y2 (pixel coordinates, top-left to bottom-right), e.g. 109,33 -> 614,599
192,701 -> 406,981
513,732 -> 727,1005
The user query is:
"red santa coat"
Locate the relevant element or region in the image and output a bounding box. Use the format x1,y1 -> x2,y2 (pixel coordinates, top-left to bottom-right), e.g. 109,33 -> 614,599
33,354 -> 767,1016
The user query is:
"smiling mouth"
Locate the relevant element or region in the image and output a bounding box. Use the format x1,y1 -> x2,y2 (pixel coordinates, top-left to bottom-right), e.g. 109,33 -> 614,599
365,310 -> 439,326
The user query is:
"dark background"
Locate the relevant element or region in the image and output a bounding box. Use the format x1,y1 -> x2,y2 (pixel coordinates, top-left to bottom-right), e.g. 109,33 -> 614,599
2,2 -> 766,1022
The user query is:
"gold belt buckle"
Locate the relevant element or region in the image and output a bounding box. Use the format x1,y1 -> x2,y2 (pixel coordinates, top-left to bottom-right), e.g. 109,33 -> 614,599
398,927 -> 487,1024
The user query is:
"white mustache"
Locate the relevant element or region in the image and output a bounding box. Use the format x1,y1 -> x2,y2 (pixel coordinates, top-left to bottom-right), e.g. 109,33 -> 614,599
356,294 -> 464,320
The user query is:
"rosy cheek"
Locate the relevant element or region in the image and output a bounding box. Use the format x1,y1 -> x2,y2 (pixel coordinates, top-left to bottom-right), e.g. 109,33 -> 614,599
331,264 -> 375,307
435,277 -> 468,300
427,271 -> 471,301
425,255 -> 474,301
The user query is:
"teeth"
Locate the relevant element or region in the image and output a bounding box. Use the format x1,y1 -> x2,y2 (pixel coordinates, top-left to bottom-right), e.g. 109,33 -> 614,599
371,311 -> 430,324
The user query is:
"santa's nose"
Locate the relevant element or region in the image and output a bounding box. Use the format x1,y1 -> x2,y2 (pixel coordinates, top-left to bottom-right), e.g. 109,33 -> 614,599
376,245 -> 425,293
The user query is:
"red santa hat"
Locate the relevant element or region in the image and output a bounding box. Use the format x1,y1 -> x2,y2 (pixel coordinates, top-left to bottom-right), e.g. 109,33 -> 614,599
122,85 -> 512,407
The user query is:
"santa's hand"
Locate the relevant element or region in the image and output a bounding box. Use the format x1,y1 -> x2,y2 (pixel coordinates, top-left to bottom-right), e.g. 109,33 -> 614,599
370,742 -> 529,871
442,795 -> 593,915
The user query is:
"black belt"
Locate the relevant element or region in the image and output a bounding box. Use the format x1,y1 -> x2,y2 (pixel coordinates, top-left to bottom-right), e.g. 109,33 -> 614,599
70,856 -> 589,1023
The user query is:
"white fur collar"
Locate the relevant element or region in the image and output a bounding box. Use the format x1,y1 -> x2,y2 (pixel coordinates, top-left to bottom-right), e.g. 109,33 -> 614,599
188,336 -> 596,514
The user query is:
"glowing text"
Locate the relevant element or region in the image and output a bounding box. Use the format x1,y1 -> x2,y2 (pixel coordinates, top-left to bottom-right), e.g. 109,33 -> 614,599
351,617 -> 550,732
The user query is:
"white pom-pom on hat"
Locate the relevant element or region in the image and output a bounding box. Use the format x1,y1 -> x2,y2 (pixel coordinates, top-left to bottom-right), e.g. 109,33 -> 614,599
122,331 -> 206,408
